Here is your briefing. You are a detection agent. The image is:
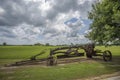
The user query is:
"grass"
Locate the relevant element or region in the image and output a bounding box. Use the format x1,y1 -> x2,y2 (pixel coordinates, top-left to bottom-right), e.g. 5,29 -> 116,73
0,46 -> 56,65
0,46 -> 56,59
0,45 -> 120,80
0,61 -> 119,80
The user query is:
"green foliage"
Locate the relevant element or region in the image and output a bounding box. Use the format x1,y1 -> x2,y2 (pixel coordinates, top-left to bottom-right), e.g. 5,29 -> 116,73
34,43 -> 44,46
87,0 -> 120,45
3,42 -> 7,46
46,43 -> 50,46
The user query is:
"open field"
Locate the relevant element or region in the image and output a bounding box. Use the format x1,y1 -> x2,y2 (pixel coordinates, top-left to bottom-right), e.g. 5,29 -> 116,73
0,46 -> 56,65
0,46 -> 120,80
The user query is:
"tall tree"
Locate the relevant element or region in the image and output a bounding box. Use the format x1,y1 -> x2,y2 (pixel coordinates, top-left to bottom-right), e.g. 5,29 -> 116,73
87,0 -> 120,45
3,42 -> 7,46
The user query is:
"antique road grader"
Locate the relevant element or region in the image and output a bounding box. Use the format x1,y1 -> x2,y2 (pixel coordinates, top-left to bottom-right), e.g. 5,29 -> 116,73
47,44 -> 112,65
6,44 -> 112,66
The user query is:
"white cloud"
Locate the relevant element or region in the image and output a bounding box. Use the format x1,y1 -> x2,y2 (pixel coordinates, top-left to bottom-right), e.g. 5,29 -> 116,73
0,7 -> 5,15
12,23 -> 42,41
84,29 -> 92,34
0,0 -> 97,45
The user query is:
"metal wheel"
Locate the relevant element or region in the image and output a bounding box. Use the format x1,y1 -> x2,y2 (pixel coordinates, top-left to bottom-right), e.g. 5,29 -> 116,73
86,52 -> 92,58
86,47 -> 93,58
46,56 -> 57,66
103,50 -> 112,61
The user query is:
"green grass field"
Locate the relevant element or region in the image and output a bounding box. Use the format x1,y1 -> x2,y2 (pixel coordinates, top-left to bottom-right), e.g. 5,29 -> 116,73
0,46 -> 120,80
0,46 -> 57,65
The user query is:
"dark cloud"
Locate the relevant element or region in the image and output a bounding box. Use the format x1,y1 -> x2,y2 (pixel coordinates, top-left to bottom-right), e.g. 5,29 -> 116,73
46,0 -> 78,20
0,0 -> 96,27
0,0 -> 26,26
46,0 -> 96,21
0,27 -> 16,38
0,0 -> 46,27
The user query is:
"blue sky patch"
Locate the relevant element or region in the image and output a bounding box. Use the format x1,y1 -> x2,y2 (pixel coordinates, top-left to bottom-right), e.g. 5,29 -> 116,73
64,18 -> 78,24
78,18 -> 92,35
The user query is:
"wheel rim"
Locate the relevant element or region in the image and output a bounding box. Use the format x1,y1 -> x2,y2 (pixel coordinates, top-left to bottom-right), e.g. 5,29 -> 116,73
103,50 -> 112,61
47,56 -> 57,66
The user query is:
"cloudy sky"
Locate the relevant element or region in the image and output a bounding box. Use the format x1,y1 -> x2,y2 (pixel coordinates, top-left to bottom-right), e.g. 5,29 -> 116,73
0,0 -> 97,45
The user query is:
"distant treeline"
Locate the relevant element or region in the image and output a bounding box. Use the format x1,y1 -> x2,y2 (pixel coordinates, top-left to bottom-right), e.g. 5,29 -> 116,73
0,42 -> 120,46
0,43 -> 120,46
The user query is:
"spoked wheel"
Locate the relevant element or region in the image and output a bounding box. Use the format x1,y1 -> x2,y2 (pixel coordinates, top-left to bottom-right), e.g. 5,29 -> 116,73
86,48 -> 93,58
86,52 -> 92,58
103,50 -> 112,61
47,56 -> 57,66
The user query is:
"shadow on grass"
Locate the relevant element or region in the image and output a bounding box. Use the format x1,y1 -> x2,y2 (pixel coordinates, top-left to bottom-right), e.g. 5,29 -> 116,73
92,55 -> 120,72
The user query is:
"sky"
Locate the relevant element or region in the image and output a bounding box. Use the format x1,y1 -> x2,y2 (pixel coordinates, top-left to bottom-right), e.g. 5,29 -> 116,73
0,0 -> 97,45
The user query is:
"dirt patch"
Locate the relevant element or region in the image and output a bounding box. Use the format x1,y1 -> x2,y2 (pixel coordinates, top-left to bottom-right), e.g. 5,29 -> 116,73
0,57 -> 101,70
4,57 -> 101,67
